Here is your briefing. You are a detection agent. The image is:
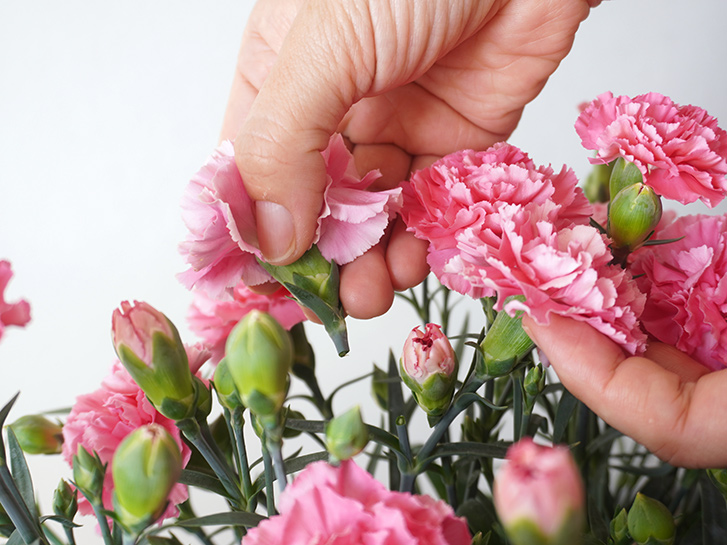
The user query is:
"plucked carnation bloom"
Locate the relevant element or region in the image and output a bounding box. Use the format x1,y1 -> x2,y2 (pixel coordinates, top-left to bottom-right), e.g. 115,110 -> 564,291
576,92 -> 727,207
61,350 -> 206,519
401,143 -> 592,298
457,206 -> 647,354
188,281 -> 306,364
241,460 -> 471,545
179,134 -> 402,297
494,438 -> 585,544
0,260 -> 31,341
630,214 -> 727,370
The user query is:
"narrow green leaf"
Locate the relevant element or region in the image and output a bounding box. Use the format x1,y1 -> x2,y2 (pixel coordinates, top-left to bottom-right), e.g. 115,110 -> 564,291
424,441 -> 509,463
6,530 -> 26,545
553,389 -> 578,444
280,451 -> 328,475
176,511 -> 266,529
7,429 -> 39,521
38,515 -> 80,529
178,470 -> 229,497
147,534 -> 185,545
0,393 -> 20,458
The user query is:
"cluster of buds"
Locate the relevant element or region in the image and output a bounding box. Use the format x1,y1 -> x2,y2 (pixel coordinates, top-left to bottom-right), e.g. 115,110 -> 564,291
399,324 -> 458,419
608,493 -> 676,545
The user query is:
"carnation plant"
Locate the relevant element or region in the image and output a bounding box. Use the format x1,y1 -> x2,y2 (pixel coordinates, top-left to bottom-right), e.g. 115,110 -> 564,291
2,92 -> 727,545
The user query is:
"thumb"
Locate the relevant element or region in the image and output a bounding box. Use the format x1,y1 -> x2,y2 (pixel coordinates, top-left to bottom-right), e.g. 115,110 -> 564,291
233,4 -> 372,266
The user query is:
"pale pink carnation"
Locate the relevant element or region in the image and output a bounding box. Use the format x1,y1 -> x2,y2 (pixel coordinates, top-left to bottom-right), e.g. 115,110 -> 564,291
453,205 -> 647,354
242,460 -> 471,545
576,92 -> 727,207
179,134 -> 401,297
0,260 -> 31,341
188,281 -> 306,364
62,357 -> 200,519
630,214 -> 727,370
401,143 -> 592,298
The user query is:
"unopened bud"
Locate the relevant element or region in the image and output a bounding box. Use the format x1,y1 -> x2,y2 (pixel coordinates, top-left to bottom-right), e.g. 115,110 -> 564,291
583,161 -> 614,203
8,415 -> 63,454
72,446 -> 105,504
609,157 -> 644,198
609,508 -> 630,545
627,493 -> 675,545
112,424 -> 182,531
52,479 -> 78,520
112,301 -> 196,420
399,324 -> 457,418
213,358 -> 244,410
325,406 -> 368,462
478,301 -> 533,379
608,183 -> 662,250
494,438 -> 585,545
225,310 -> 292,427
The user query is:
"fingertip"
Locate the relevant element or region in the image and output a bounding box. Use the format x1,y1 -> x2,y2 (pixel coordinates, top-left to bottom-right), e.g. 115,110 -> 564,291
386,221 -> 430,292
340,248 -> 395,320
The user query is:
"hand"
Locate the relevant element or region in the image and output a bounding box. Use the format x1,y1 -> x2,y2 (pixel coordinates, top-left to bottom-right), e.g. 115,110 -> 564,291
221,0 -> 594,319
523,315 -> 727,468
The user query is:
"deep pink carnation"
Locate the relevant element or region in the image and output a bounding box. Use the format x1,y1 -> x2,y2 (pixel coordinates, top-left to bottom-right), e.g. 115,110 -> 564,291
401,143 -> 592,298
62,357 -> 199,519
576,92 -> 727,207
631,214 -> 727,370
188,281 -> 306,364
179,135 -> 401,297
455,205 -> 646,354
242,460 -> 471,545
0,260 -> 31,341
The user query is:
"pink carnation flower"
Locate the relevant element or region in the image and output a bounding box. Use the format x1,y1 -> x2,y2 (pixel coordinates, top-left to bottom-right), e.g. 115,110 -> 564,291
62,357 -> 200,519
188,281 -> 306,364
576,92 -> 727,207
242,460 -> 471,545
454,206 -> 647,355
630,214 -> 727,370
0,260 -> 31,341
401,143 -> 592,298
179,134 -> 401,297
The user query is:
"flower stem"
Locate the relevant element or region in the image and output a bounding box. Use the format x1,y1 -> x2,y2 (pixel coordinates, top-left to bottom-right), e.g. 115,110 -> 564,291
90,502 -> 115,545
230,408 -> 255,507
261,446 -> 276,515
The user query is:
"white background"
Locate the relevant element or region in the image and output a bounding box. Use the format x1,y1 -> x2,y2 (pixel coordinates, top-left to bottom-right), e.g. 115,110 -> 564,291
1,0 -> 726,542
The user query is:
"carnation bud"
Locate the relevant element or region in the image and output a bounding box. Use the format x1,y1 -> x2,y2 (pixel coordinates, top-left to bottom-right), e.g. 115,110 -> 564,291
259,246 -> 349,356
112,301 -> 196,420
72,446 -> 105,504
608,183 -> 662,250
478,301 -> 533,379
225,310 -> 292,428
52,479 -> 78,520
609,508 -> 630,545
626,493 -> 675,545
399,324 -> 457,418
609,157 -> 644,197
494,438 -> 585,545
8,415 -> 63,454
523,364 -> 545,412
583,161 -> 613,203
213,358 -> 244,410
325,406 -> 368,462
112,424 -> 182,531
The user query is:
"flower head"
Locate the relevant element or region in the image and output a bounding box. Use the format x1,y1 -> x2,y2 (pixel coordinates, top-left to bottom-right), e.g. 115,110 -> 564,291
494,438 -> 585,545
188,281 -> 305,364
401,143 -> 592,298
0,260 -> 31,341
179,134 -> 401,297
241,459 -> 471,545
631,214 -> 727,370
61,359 -> 194,520
576,92 -> 727,207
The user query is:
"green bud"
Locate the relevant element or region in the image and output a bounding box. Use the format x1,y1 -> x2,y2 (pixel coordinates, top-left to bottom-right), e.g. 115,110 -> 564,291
627,493 -> 675,545
583,161 -> 614,204
112,301 -> 197,421
609,157 -> 644,198
325,406 -> 369,462
52,479 -> 78,520
608,183 -> 662,250
478,300 -> 534,379
609,508 -> 630,545
213,358 -> 244,410
112,424 -> 182,531
523,364 -> 545,411
8,414 -> 63,454
259,246 -> 349,356
225,310 -> 292,426
72,446 -> 106,504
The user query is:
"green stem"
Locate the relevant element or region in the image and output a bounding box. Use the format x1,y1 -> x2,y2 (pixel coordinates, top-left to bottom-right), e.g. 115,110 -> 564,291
261,447 -> 276,516
267,439 -> 288,493
513,371 -> 524,441
90,502 -> 115,545
231,408 -> 255,506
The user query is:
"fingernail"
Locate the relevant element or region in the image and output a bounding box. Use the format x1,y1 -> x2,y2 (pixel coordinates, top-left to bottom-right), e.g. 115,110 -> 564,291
256,201 -> 296,264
